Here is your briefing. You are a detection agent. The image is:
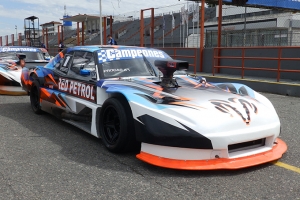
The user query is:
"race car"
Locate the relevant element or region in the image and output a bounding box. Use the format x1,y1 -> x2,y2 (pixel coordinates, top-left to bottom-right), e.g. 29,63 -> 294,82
21,45 -> 287,170
0,46 -> 48,95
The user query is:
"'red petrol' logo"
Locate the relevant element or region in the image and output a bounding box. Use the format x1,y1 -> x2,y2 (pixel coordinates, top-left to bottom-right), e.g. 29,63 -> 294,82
210,98 -> 258,125
58,77 -> 96,102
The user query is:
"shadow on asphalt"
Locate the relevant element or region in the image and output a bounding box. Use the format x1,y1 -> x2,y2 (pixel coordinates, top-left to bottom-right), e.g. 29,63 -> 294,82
0,101 -> 275,177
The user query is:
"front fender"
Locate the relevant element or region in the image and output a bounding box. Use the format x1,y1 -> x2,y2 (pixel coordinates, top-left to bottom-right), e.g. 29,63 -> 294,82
103,84 -> 167,110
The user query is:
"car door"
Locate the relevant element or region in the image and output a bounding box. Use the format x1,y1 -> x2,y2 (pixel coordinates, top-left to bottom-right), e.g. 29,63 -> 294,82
63,50 -> 97,103
41,50 -> 97,113
40,50 -> 99,136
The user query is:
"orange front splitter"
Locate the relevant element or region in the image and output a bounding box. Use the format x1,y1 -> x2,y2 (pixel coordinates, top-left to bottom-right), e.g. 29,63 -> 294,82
136,138 -> 287,170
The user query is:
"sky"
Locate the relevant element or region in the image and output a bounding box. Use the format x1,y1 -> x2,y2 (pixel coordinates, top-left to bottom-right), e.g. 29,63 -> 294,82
0,0 -> 190,39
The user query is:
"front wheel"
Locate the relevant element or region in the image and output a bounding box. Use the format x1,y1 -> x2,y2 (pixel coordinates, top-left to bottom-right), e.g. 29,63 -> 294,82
30,81 -> 43,114
99,98 -> 136,153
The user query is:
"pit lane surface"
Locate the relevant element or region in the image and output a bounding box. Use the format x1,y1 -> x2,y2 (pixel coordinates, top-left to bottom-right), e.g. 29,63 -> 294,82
0,93 -> 299,200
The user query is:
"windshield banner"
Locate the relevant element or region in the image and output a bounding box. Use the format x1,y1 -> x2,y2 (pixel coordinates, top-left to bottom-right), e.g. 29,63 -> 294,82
0,47 -> 38,52
98,48 -> 168,63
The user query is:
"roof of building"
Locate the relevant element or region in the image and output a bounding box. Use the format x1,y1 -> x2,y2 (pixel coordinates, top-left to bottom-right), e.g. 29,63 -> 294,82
60,14 -> 110,22
40,21 -> 62,26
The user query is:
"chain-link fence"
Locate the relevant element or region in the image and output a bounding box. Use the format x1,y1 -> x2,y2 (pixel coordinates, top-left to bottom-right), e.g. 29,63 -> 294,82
205,5 -> 300,47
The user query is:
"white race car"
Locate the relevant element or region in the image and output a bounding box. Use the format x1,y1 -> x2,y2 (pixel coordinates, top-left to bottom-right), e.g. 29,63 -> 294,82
21,45 -> 287,170
0,46 -> 48,95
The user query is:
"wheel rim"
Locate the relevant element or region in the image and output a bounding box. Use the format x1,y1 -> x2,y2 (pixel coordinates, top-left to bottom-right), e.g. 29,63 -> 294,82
102,105 -> 120,145
31,87 -> 39,110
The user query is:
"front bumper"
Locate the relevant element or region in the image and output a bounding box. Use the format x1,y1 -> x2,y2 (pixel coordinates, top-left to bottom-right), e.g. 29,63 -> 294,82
136,138 -> 287,170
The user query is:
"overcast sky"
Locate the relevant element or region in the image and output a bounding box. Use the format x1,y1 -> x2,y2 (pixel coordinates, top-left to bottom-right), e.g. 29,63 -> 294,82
0,0 -> 190,38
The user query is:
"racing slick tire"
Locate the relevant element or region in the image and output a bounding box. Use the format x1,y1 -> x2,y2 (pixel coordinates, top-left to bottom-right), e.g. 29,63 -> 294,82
99,98 -> 138,153
30,79 -> 43,114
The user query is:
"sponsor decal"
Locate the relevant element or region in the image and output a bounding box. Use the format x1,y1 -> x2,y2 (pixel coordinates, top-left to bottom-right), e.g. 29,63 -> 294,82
98,48 -> 166,63
103,68 -> 130,73
58,77 -> 96,101
210,98 -> 258,125
0,47 -> 38,52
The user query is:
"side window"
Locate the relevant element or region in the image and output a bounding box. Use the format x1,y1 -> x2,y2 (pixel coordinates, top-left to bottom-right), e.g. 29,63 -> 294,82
69,51 -> 96,80
60,55 -> 72,73
74,51 -> 86,58
84,52 -> 96,75
70,58 -> 89,74
55,54 -> 73,75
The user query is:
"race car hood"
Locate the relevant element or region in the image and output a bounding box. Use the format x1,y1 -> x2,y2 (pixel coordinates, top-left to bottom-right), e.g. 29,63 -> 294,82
99,75 -> 279,137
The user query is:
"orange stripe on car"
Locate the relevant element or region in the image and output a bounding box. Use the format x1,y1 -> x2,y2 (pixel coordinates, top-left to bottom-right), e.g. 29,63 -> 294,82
56,97 -> 67,107
59,52 -> 64,58
40,88 -> 51,98
139,78 -> 154,83
180,76 -> 199,86
46,74 -> 57,85
153,92 -> 164,98
145,84 -> 163,91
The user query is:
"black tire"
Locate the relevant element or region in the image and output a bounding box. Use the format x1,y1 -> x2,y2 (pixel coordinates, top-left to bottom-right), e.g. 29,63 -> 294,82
30,80 -> 43,114
99,98 -> 137,153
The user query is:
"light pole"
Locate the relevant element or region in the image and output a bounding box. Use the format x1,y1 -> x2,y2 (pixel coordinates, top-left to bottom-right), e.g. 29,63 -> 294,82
99,0 -> 103,45
15,25 -> 17,45
243,6 -> 247,46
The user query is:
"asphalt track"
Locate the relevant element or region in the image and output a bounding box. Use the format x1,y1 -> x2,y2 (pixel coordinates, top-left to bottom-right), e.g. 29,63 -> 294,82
0,93 -> 299,200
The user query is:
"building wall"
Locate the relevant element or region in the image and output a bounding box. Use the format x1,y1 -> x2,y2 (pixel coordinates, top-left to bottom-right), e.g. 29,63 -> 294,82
41,24 -> 61,35
216,5 -> 268,17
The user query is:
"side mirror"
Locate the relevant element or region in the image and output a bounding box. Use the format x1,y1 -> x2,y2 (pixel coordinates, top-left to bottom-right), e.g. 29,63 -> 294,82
80,69 -> 90,76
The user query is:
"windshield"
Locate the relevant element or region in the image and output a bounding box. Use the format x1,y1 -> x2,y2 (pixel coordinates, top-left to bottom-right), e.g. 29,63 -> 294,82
0,48 -> 45,62
97,48 -> 172,78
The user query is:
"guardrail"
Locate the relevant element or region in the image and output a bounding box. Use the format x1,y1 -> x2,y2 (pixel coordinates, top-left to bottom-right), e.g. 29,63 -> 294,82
213,46 -> 300,82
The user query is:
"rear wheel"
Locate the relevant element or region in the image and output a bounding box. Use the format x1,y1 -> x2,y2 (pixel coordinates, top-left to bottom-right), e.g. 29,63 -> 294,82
99,98 -> 137,153
30,80 -> 43,114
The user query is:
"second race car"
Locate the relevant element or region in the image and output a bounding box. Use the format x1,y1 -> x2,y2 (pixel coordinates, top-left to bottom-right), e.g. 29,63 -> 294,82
21,45 -> 287,170
0,46 -> 49,95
